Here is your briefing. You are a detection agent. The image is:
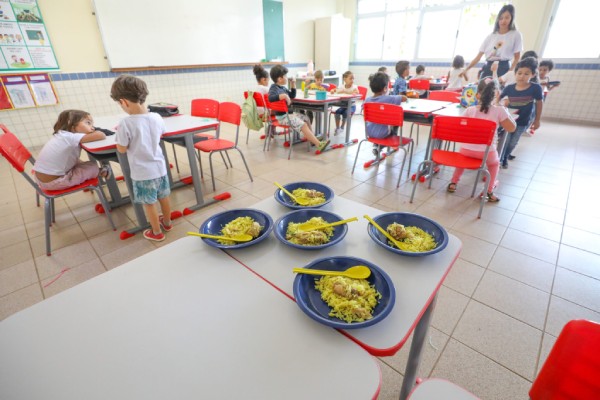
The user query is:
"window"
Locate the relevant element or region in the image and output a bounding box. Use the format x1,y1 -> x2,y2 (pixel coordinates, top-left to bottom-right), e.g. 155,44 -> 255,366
354,0 -> 506,61
543,0 -> 600,59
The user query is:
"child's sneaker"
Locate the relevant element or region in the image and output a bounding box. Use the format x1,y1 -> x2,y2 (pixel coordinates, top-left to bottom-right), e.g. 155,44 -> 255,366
317,140 -> 330,152
159,215 -> 173,232
143,229 -> 165,242
508,155 -> 516,160
334,128 -> 344,136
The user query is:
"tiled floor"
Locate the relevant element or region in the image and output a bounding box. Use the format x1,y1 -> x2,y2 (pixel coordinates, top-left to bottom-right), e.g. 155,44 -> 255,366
1,116 -> 599,400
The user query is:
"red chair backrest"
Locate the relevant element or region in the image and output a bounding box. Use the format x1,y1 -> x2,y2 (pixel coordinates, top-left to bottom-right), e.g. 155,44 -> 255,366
0,125 -> 31,173
357,86 -> 368,101
530,319 -> 600,400
264,96 -> 289,114
432,116 -> 496,146
363,102 -> 404,128
429,90 -> 461,103
408,79 -> 430,90
191,98 -> 219,119
327,83 -> 337,91
243,91 -> 267,108
218,102 -> 241,126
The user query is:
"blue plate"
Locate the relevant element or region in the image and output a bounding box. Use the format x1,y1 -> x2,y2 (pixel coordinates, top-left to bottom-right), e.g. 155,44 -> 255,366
293,256 -> 396,329
199,208 -> 273,249
274,209 -> 348,250
367,212 -> 448,256
274,181 -> 334,210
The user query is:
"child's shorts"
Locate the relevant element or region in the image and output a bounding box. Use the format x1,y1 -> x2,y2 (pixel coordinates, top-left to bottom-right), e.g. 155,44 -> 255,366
335,105 -> 357,119
277,113 -> 310,131
132,175 -> 170,204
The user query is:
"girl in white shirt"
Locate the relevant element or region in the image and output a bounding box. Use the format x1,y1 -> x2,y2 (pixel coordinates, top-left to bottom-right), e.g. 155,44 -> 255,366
447,79 -> 516,202
33,110 -> 109,191
446,55 -> 467,91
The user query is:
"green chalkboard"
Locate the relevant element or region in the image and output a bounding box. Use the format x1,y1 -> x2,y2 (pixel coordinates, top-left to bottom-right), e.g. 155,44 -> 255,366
263,0 -> 284,61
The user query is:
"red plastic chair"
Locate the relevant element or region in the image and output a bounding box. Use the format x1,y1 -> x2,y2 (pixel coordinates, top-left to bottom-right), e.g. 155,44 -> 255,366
243,91 -> 269,144
193,102 -> 253,191
357,85 -> 368,115
263,96 -> 309,160
410,116 -> 497,218
429,90 -> 461,103
408,320 -> 600,400
351,102 -> 414,187
408,79 -> 431,95
0,125 -> 116,256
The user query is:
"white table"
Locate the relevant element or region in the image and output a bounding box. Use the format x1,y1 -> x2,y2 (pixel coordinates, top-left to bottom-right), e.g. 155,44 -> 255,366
0,237 -> 381,400
82,115 -> 226,234
226,196 -> 462,399
408,379 -> 479,399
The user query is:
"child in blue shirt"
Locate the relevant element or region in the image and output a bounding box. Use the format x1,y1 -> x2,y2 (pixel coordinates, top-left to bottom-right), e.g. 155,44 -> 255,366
499,57 -> 543,168
392,60 -> 410,96
365,72 -> 407,156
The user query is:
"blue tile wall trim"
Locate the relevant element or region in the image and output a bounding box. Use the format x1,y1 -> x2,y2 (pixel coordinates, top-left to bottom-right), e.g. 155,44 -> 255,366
46,61 -> 600,82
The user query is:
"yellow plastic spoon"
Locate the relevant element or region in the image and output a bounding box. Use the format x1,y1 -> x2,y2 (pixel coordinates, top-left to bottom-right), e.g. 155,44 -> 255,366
186,231 -> 253,242
363,214 -> 404,249
274,181 -> 311,206
296,217 -> 358,232
293,265 -> 371,280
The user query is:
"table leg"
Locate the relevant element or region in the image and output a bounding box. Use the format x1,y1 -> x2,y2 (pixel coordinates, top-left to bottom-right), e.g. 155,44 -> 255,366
116,151 -> 149,234
344,100 -> 354,142
398,294 -> 437,400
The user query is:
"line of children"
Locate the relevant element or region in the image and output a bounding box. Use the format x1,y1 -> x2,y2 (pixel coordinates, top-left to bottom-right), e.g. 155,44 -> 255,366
447,78 -> 516,202
267,65 -> 329,152
331,70 -> 359,135
364,72 -> 407,156
33,110 -> 111,191
111,74 -> 173,242
498,57 -> 543,168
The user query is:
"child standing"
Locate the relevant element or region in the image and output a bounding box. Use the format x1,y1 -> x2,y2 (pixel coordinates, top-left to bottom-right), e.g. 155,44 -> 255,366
392,60 -> 410,96
364,72 -> 407,155
110,74 -> 172,242
33,110 -> 110,190
267,65 -> 329,152
332,70 -> 359,136
499,57 -> 543,168
447,79 -> 516,202
538,59 -> 559,99
447,55 -> 467,91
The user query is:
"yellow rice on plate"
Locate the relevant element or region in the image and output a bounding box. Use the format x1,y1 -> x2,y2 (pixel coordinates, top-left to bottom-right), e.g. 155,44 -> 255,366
291,188 -> 326,206
315,275 -> 381,323
385,222 -> 437,252
286,217 -> 334,246
218,216 -> 262,245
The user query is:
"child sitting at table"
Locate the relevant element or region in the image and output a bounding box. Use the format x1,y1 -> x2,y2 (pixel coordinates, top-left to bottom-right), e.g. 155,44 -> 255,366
498,57 -> 543,168
110,74 -> 173,242
332,70 -> 359,136
447,78 -> 516,202
447,55 -> 468,91
33,109 -> 110,191
252,64 -> 270,115
392,60 -> 410,96
412,65 -> 428,80
365,72 -> 407,156
303,70 -> 330,124
268,65 -> 329,152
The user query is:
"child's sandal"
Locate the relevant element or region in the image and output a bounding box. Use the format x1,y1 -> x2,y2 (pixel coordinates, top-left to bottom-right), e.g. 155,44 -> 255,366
486,192 -> 500,202
447,183 -> 457,193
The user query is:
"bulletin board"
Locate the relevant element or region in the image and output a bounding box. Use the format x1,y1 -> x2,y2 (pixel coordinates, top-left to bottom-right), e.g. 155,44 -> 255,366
0,72 -> 58,110
0,0 -> 60,72
92,0 -> 267,69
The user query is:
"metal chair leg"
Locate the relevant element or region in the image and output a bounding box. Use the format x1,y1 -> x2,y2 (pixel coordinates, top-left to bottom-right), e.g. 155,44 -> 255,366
172,143 -> 180,174
235,147 -> 253,183
44,198 -> 52,256
208,152 -> 216,191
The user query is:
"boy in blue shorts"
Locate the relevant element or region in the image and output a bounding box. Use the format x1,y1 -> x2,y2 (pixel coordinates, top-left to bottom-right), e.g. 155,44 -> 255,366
499,57 -> 543,168
111,74 -> 173,242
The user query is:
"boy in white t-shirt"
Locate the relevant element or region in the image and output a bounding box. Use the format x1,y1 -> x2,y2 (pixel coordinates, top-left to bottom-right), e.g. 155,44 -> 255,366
111,74 -> 172,242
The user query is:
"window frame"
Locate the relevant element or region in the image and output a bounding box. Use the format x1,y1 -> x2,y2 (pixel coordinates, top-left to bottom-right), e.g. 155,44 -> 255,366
354,0 -> 510,62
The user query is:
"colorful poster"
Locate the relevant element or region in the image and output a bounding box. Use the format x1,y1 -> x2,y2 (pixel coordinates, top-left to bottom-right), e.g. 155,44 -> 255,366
2,74 -> 34,107
0,0 -> 58,72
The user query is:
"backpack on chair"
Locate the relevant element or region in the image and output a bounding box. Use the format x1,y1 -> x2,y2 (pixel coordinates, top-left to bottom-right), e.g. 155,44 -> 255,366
241,91 -> 264,131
